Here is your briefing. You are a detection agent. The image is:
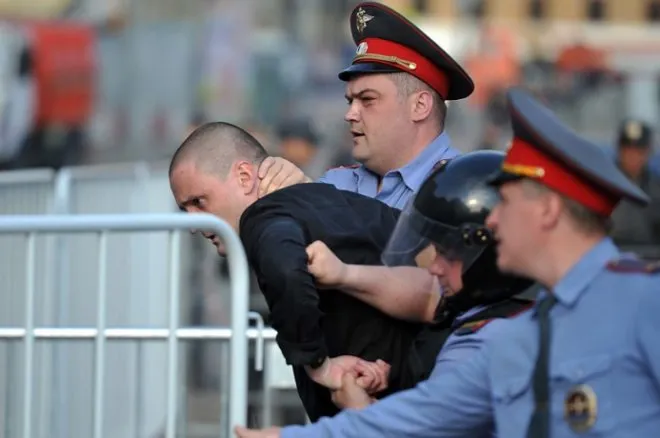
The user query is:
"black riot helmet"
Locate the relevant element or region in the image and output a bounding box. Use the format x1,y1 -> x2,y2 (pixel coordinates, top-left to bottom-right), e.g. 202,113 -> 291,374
382,150 -> 533,315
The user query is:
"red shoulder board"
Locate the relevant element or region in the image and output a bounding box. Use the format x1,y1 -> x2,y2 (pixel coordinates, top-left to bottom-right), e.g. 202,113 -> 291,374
453,319 -> 494,336
453,301 -> 534,336
606,258 -> 660,274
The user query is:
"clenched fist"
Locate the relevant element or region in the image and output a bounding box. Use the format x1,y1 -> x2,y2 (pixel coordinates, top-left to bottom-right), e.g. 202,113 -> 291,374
306,355 -> 390,393
331,372 -> 377,410
306,240 -> 347,289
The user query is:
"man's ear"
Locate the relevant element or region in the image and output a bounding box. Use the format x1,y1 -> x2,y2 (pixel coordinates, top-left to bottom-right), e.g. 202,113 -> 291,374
410,90 -> 434,123
236,161 -> 257,194
539,191 -> 563,230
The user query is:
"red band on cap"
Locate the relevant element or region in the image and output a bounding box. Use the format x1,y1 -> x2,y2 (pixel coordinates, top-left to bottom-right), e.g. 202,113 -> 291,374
505,137 -> 618,216
353,37 -> 449,99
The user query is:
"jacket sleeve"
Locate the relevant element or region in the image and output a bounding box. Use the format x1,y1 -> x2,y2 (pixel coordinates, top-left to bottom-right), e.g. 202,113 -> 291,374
243,216 -> 328,366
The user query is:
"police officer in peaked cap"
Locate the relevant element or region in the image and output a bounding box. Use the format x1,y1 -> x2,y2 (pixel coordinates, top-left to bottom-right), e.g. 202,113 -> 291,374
256,1 -> 474,210
610,118 -> 660,247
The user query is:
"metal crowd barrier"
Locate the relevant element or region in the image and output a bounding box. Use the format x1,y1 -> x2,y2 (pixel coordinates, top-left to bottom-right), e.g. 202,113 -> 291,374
0,213 -> 250,438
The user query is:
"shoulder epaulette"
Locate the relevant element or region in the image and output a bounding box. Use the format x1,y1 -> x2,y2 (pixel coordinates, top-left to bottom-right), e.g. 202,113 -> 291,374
432,159 -> 451,171
453,319 -> 493,336
453,300 -> 534,337
606,258 -> 660,274
327,163 -> 360,171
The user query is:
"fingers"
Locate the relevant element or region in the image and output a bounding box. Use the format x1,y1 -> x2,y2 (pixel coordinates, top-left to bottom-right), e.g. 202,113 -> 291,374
257,157 -> 275,179
354,361 -> 380,392
257,158 -> 304,197
258,159 -> 283,198
331,373 -> 357,406
331,373 -> 373,410
306,240 -> 322,266
305,240 -> 328,259
355,359 -> 390,393
267,162 -> 302,194
278,172 -> 306,191
374,359 -> 391,392
376,359 -> 391,375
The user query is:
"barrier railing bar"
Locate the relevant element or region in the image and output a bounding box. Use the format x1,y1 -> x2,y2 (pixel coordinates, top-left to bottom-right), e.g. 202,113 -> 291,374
166,231 -> 181,438
93,232 -> 109,438
248,312 -> 265,372
0,214 -> 236,234
0,213 -> 250,438
23,232 -> 36,438
0,327 -> 277,340
52,168 -> 72,438
0,168 -> 54,185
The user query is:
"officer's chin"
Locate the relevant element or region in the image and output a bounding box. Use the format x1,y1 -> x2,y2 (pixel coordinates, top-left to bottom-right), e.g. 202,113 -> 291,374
494,248 -> 516,276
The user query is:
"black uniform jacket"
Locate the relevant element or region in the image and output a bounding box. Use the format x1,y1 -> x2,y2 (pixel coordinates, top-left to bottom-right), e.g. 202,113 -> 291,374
239,183 -> 423,418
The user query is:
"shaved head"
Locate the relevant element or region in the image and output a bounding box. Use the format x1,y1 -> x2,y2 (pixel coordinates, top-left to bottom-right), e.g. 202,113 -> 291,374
169,122 -> 269,245
169,121 -> 268,178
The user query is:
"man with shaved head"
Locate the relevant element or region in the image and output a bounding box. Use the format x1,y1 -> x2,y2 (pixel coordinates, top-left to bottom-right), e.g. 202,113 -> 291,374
169,122 -> 431,421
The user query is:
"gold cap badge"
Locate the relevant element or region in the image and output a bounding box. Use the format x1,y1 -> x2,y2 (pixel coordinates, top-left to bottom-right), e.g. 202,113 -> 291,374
625,121 -> 642,141
355,7 -> 374,34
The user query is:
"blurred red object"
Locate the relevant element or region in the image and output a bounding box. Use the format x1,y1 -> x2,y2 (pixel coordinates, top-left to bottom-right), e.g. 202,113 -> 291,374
26,21 -> 96,127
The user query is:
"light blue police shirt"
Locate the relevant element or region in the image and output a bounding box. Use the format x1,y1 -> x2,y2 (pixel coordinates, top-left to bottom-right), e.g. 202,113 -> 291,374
489,237 -> 660,437
280,237 -> 660,437
280,305 -> 500,438
317,132 -> 460,209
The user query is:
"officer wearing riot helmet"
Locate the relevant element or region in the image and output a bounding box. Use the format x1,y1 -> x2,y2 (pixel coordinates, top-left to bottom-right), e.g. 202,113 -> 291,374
378,149 -> 537,391
235,150 -> 537,438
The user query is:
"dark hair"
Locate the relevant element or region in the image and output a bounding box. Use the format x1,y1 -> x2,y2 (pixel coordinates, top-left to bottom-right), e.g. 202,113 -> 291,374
169,121 -> 269,177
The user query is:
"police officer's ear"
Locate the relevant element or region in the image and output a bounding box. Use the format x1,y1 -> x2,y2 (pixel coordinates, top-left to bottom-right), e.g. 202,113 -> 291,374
235,160 -> 258,194
410,89 -> 435,123
538,189 -> 564,230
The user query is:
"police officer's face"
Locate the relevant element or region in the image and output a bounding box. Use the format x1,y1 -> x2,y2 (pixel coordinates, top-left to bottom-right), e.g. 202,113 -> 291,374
344,74 -> 410,169
486,182 -> 542,276
426,251 -> 463,296
618,145 -> 649,178
170,161 -> 252,255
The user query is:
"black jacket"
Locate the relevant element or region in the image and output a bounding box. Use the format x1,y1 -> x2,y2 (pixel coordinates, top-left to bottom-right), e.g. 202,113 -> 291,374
239,183 -> 423,419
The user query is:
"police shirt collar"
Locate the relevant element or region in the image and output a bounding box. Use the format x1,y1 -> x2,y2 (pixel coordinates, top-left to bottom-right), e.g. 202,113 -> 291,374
534,237 -> 619,312
396,132 -> 459,191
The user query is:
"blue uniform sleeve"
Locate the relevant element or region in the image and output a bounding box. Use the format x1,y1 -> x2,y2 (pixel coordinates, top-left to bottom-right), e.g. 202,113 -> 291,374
280,335 -> 493,438
429,331 -> 483,376
634,285 -> 660,386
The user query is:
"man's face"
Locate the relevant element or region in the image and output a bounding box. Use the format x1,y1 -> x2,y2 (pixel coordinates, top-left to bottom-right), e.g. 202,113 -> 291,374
486,182 -> 542,276
426,249 -> 464,297
169,162 -> 241,255
344,74 -> 410,171
618,145 -> 649,178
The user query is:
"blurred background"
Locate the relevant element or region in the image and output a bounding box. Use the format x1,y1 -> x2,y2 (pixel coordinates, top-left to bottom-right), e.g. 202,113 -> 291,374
2,0 -> 660,437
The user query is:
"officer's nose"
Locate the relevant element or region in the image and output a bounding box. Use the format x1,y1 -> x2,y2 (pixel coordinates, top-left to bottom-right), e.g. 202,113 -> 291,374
485,207 -> 498,231
427,256 -> 445,277
414,244 -> 436,269
344,103 -> 359,123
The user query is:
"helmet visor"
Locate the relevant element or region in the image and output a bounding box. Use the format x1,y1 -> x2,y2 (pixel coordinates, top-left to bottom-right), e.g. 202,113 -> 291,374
382,203 -> 488,273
